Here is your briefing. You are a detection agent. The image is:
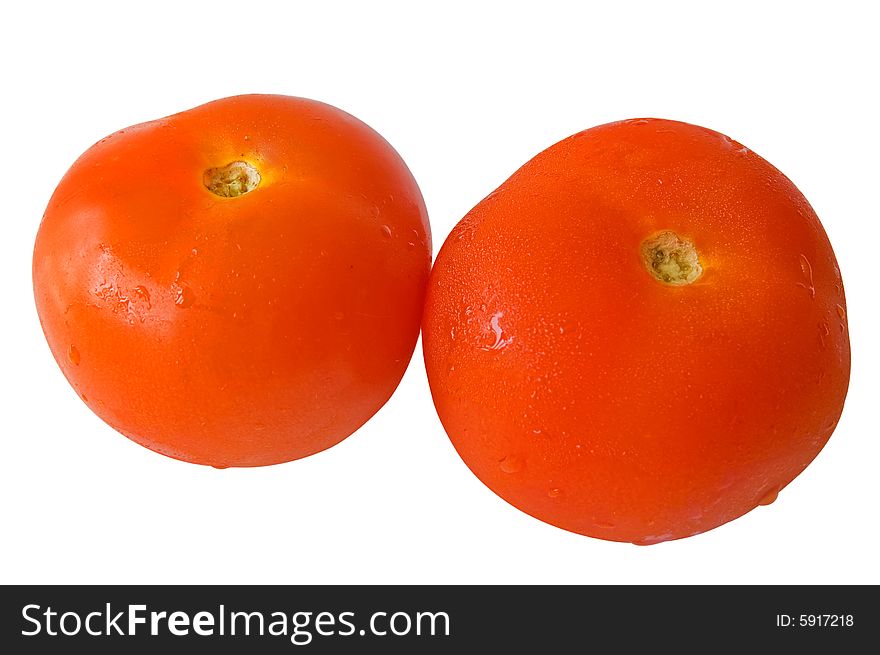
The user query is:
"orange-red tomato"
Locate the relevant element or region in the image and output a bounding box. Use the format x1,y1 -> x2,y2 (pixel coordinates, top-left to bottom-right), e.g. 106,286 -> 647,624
34,94 -> 430,467
423,118 -> 849,544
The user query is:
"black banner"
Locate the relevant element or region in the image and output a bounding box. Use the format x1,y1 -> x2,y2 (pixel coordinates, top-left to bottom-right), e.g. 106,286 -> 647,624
0,585 -> 873,652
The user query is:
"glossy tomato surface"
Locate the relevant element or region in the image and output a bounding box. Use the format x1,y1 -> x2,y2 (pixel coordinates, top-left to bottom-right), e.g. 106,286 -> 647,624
34,94 -> 431,467
423,118 -> 849,544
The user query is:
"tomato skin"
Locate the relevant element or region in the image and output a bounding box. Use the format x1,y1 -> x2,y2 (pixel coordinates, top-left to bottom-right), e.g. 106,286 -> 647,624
423,118 -> 849,543
34,94 -> 431,467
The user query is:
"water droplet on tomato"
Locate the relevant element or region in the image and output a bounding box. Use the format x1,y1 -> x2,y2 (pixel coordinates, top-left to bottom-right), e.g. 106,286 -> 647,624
758,487 -> 779,506
836,304 -> 846,320
480,311 -> 514,351
817,320 -> 830,349
797,254 -> 816,298
381,224 -> 392,239
174,284 -> 194,308
134,285 -> 151,309
67,345 -> 81,365
499,455 -> 523,474
212,464 -> 229,470
633,532 -> 673,546
547,488 -> 561,498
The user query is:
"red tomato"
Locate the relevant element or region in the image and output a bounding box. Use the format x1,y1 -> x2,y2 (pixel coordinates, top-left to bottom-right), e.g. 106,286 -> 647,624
423,118 -> 849,544
34,94 -> 431,467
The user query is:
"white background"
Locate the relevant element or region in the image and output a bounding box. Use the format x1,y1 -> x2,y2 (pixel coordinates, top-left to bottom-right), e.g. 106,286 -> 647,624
2,1 -> 877,584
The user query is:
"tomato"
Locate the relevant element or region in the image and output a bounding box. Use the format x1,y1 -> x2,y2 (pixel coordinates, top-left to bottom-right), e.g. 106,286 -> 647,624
34,94 -> 431,467
423,118 -> 849,544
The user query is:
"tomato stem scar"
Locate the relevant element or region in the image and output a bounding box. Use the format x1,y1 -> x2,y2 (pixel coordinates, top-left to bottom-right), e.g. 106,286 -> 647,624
641,231 -> 702,285
203,161 -> 260,197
